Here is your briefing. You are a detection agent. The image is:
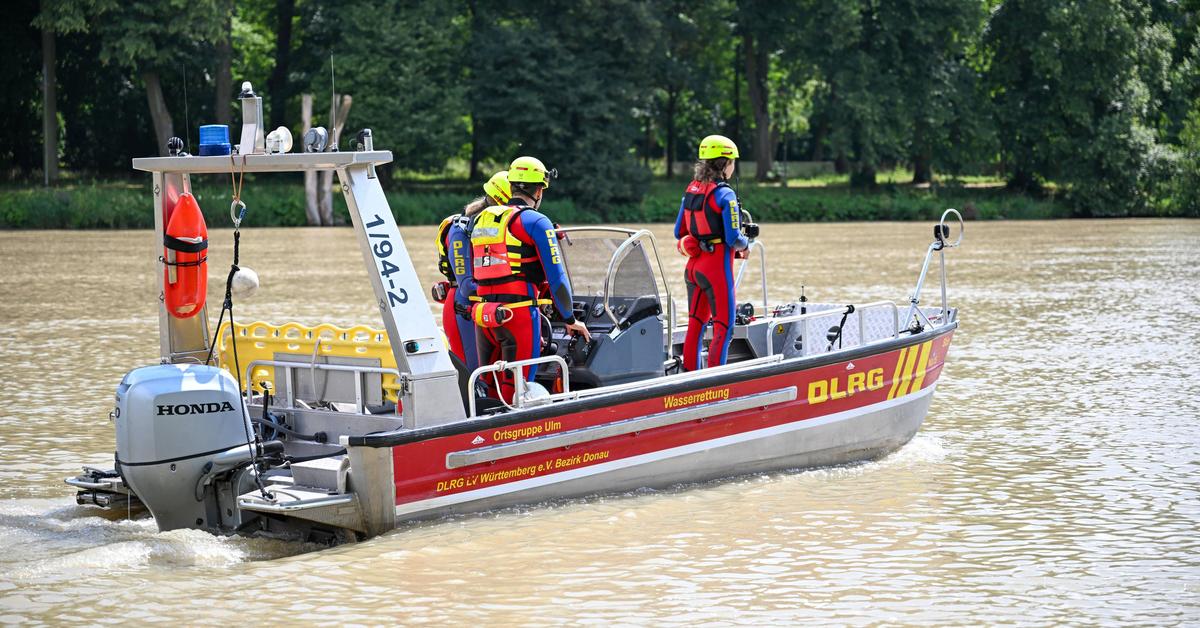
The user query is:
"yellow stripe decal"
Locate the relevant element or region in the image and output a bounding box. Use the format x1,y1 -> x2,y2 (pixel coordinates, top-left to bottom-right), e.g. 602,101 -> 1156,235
909,341 -> 932,393
886,347 -> 909,400
895,343 -> 922,398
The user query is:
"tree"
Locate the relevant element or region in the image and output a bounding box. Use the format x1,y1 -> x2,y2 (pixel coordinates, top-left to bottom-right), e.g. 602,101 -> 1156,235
647,0 -> 733,179
2,1 -> 43,178
85,0 -> 223,155
468,0 -> 659,212
1169,98 -> 1200,214
40,2 -> 58,185
798,0 -> 905,188
737,0 -> 801,182
986,0 -> 1175,213
303,0 -> 468,170
266,0 -> 295,130
893,0 -> 989,185
214,0 -> 234,127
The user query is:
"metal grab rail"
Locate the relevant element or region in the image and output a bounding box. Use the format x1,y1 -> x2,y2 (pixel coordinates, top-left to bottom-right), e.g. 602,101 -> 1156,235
242,359 -> 402,416
467,355 -> 571,418
734,240 -> 768,309
765,301 -> 900,357
903,208 -> 964,331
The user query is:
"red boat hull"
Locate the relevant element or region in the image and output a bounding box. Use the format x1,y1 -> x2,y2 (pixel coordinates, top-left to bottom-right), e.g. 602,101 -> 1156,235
390,330 -> 954,517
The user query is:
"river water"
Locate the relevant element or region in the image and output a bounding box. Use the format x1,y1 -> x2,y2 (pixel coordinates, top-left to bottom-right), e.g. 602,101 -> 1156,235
0,219 -> 1197,624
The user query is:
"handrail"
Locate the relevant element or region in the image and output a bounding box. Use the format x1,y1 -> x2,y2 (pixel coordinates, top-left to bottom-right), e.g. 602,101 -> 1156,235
734,239 -> 768,309
765,301 -> 899,357
903,208 -> 964,330
467,355 -> 570,418
543,353 -> 784,405
242,359 -> 401,416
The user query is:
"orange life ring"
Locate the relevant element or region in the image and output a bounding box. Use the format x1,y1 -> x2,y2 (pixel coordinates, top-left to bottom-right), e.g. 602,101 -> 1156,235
163,193 -> 208,318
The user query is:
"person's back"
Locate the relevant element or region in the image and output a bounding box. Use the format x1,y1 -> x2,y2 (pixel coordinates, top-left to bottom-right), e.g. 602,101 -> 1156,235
674,135 -> 753,371
471,156 -> 589,403
440,171 -> 511,372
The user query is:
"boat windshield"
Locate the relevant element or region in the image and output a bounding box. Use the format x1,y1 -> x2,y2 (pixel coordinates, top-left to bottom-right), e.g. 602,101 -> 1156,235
558,230 -> 659,302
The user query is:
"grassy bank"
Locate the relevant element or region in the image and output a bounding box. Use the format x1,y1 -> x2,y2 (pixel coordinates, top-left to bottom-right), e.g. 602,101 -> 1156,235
0,174 -> 1071,229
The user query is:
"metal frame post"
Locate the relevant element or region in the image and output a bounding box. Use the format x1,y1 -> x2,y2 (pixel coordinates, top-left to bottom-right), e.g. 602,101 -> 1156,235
338,163 -> 466,428
154,171 -> 211,363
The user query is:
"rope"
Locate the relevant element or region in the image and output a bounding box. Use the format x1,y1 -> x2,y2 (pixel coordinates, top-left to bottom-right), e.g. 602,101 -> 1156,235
229,153 -> 247,228
199,157 -> 270,501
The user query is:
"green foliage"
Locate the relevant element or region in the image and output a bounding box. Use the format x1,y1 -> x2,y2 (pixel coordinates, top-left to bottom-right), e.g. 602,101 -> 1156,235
91,0 -> 223,73
302,0 -> 468,171
0,2 -> 43,176
0,176 -> 1073,230
468,0 -> 658,210
1166,99 -> 1200,215
637,180 -> 1069,222
9,0 -> 1200,218
985,0 -> 1178,215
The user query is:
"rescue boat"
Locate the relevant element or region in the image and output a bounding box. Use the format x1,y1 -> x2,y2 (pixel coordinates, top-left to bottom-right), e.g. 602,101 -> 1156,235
67,144 -> 963,543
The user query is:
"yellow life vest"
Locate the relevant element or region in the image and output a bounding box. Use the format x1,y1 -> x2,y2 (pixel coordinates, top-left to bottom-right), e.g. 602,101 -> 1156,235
435,213 -> 460,283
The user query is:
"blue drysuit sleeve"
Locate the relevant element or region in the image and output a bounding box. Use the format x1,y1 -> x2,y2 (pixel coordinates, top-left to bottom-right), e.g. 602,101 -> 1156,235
714,186 -> 749,250
448,223 -> 474,306
674,197 -> 687,239
520,210 -> 577,322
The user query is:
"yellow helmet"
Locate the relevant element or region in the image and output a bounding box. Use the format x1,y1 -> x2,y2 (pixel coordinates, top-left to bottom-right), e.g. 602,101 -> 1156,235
483,170 -> 512,204
698,134 -> 739,160
508,156 -> 555,188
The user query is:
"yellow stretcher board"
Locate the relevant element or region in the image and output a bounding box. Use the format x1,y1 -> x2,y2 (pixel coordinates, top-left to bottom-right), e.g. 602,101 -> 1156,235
216,321 -> 401,403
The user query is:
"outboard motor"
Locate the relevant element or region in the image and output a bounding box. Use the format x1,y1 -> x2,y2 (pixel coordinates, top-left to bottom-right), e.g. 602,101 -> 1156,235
114,364 -> 257,532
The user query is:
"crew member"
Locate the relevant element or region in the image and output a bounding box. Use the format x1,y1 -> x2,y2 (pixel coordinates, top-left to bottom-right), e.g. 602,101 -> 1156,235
674,134 -> 754,371
435,171 -> 512,372
471,156 -> 589,403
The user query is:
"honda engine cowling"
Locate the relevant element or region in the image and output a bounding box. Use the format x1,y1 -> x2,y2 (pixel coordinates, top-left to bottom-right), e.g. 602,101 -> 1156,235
114,364 -> 255,531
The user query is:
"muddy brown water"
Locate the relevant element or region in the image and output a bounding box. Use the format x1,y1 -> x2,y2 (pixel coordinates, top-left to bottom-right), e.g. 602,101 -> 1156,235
0,220 -> 1197,624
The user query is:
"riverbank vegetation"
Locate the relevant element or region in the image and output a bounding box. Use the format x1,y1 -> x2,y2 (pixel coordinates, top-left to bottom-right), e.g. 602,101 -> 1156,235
0,173 -> 1070,229
4,0 -> 1198,226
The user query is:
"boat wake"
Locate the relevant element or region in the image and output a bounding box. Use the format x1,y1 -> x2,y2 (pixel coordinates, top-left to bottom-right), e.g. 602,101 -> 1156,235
0,497 -> 313,582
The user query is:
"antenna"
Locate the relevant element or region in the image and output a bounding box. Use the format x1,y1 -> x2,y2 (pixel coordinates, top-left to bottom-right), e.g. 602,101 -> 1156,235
330,51 -> 336,106
182,63 -> 191,153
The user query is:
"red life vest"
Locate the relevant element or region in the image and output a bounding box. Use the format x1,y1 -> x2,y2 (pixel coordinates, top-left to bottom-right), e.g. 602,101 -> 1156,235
471,204 -> 545,299
682,180 -> 731,242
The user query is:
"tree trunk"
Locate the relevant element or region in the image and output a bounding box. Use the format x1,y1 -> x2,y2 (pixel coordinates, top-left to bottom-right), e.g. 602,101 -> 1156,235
834,153 -> 848,175
810,117 -> 826,161
214,5 -> 233,128
143,72 -> 173,156
319,94 -> 352,226
1007,168 -> 1039,194
743,33 -> 772,182
732,41 -> 741,146
643,115 -> 651,168
911,152 -> 932,185
469,117 -> 480,180
301,93 -> 319,226
467,0 -> 482,181
41,24 -> 57,185
850,162 -> 877,188
911,118 -> 932,185
664,87 -> 676,179
267,0 -> 295,131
